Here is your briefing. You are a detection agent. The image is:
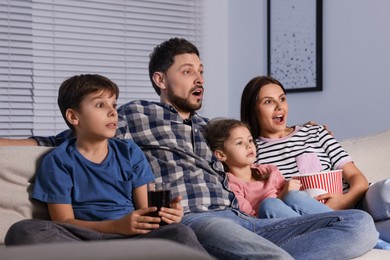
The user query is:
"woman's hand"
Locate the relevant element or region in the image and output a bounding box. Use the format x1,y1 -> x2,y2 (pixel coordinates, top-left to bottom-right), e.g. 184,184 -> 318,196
317,192 -> 360,210
159,195 -> 183,224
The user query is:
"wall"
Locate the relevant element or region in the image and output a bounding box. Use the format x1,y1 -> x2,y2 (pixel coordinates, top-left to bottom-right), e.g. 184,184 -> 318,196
202,0 -> 390,140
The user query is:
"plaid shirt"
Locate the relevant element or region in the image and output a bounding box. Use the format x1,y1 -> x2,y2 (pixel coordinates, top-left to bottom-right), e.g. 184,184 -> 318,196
34,100 -> 237,214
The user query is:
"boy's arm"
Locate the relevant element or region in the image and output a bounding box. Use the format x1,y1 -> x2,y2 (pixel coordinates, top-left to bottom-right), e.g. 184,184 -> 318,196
133,184 -> 148,209
48,203 -> 161,235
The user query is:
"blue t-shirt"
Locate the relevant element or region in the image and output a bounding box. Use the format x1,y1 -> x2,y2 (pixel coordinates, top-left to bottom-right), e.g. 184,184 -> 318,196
32,138 -> 154,221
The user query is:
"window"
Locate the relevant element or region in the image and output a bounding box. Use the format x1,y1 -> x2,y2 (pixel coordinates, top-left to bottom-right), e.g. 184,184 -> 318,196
0,0 -> 203,137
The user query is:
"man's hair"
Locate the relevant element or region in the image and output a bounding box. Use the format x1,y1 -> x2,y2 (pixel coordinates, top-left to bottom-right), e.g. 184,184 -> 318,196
57,74 -> 119,131
148,37 -> 200,95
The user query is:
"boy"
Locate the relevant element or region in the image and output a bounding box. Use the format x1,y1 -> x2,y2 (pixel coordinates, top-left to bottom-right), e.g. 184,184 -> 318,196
5,74 -> 206,254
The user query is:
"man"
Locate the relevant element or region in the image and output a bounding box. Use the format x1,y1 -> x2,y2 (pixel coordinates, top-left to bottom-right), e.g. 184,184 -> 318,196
1,38 -> 378,259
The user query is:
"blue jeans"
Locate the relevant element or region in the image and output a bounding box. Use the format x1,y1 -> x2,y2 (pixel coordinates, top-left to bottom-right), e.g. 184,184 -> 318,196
360,178 -> 390,242
182,209 -> 377,260
258,191 -> 332,218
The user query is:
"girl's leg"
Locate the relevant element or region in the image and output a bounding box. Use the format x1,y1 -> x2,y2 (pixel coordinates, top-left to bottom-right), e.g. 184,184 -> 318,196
258,198 -> 301,218
283,190 -> 332,215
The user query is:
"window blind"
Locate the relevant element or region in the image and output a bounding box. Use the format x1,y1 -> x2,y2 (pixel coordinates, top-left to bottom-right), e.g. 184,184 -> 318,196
0,0 -> 203,137
0,0 -> 33,137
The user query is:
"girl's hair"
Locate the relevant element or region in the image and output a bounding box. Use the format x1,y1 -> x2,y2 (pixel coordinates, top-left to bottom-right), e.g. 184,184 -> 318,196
203,118 -> 268,180
58,74 -> 119,131
203,118 -> 249,153
240,75 -> 286,138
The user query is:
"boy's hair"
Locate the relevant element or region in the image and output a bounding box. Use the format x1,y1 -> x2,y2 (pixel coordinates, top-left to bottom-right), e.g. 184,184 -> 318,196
204,118 -> 250,153
148,37 -> 200,96
57,74 -> 119,131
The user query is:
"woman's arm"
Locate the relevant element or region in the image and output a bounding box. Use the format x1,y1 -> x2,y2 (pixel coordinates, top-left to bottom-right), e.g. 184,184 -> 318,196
317,162 -> 369,210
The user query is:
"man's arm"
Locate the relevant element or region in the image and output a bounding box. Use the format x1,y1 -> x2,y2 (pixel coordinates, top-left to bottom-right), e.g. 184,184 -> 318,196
0,138 -> 38,146
0,129 -> 73,147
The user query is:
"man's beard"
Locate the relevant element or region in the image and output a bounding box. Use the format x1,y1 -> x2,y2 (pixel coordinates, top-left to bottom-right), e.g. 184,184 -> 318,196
166,85 -> 203,114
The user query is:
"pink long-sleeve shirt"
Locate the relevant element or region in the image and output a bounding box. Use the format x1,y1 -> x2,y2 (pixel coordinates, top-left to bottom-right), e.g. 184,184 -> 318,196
228,164 -> 286,216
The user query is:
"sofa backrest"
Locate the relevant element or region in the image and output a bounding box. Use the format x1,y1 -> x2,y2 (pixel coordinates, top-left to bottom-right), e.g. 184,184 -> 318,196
340,129 -> 390,184
0,146 -> 53,244
1,131 -> 389,245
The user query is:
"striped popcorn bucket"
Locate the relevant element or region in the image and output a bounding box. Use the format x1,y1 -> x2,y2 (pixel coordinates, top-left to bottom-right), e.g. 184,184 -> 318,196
292,170 -> 343,203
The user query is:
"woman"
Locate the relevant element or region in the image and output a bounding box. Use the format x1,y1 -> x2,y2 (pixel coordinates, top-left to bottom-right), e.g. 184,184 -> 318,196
240,75 -> 390,245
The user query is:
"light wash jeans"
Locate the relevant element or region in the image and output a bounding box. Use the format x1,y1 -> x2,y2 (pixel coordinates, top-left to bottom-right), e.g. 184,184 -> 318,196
258,190 -> 332,218
182,208 -> 377,260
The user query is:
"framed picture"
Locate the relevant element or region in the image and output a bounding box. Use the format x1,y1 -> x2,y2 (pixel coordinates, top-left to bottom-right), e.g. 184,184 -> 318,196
267,0 -> 323,92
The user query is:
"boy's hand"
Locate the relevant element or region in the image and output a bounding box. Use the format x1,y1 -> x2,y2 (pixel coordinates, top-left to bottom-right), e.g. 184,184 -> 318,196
114,207 -> 161,235
159,195 -> 183,224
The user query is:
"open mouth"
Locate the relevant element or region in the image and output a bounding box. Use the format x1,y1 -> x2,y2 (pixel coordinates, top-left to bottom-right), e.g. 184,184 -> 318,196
192,88 -> 203,97
273,114 -> 284,123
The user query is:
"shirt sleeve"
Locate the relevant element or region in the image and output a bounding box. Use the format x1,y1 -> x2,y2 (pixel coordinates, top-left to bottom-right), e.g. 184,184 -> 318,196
126,141 -> 155,189
228,173 -> 256,216
316,126 -> 353,169
271,165 -> 287,195
31,129 -> 74,147
31,151 -> 73,204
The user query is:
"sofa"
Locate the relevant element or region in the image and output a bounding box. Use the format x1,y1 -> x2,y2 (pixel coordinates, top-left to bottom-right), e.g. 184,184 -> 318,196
1,129 -> 390,259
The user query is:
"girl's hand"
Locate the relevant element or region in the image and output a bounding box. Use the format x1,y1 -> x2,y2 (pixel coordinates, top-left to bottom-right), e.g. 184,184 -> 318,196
159,195 -> 183,224
284,179 -> 301,191
278,179 -> 301,199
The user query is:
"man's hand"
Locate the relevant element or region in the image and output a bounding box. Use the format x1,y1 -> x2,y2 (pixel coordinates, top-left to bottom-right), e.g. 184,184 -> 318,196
305,121 -> 333,136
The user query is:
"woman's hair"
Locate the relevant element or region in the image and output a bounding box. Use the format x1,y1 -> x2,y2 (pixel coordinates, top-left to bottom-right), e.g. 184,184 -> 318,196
148,37 -> 200,96
240,76 -> 286,138
58,74 -> 119,131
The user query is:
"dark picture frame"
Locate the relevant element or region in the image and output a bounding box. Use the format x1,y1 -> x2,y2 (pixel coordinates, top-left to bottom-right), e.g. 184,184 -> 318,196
267,0 -> 323,92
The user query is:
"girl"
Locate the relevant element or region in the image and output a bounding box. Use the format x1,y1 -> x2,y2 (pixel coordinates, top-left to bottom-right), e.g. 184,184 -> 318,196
204,118 -> 331,218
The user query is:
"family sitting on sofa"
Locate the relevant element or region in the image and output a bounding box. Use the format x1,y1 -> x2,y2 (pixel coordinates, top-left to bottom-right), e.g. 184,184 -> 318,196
1,37 -> 389,259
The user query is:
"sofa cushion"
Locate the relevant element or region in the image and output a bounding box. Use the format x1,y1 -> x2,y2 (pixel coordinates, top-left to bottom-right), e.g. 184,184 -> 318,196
340,129 -> 390,184
0,146 -> 53,244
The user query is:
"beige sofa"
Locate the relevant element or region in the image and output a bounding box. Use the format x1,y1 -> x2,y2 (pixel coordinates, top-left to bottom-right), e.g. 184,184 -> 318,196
1,129 -> 390,259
